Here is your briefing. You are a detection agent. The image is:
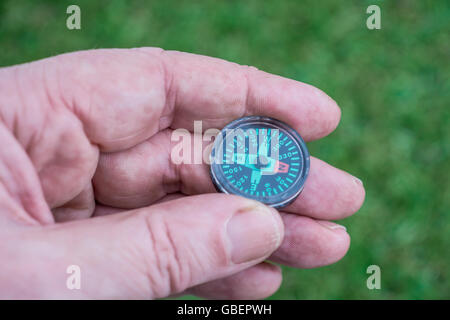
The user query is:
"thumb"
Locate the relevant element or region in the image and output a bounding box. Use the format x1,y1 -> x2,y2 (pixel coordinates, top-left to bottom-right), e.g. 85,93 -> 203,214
17,194 -> 283,299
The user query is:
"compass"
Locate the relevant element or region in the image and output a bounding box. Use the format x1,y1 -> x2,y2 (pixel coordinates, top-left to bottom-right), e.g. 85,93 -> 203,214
210,116 -> 310,209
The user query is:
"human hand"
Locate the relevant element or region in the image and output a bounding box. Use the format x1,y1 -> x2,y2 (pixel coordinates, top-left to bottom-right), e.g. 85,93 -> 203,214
0,48 -> 365,299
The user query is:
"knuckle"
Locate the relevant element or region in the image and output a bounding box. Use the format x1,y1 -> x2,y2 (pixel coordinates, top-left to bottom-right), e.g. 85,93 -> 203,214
140,213 -> 193,298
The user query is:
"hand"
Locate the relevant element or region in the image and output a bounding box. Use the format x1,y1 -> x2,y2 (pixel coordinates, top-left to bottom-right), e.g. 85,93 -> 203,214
0,48 -> 365,299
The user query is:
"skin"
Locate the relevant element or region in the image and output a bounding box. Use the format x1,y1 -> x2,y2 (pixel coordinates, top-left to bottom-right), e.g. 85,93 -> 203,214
0,48 -> 365,299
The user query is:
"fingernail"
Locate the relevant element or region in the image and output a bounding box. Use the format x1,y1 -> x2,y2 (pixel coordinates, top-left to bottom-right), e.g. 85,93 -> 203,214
227,202 -> 282,264
353,177 -> 363,186
318,220 -> 347,232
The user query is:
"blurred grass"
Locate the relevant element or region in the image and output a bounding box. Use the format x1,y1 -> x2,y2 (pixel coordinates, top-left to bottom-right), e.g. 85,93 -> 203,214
1,0 -> 449,299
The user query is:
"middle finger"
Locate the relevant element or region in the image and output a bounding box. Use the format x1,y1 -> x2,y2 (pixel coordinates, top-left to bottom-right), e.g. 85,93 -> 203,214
93,129 -> 365,221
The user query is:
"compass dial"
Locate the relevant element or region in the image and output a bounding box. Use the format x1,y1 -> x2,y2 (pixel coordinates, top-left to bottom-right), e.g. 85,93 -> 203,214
210,116 -> 310,209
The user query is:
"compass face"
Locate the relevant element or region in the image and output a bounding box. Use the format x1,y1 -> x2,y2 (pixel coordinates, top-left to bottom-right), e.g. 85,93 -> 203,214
210,116 -> 310,209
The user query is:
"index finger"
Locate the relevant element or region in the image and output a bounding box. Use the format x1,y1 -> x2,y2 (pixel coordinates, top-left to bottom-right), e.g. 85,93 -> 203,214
155,48 -> 341,140
41,48 -> 340,151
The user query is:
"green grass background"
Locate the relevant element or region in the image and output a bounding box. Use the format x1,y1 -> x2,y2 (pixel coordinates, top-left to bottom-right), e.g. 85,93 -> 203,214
1,0 -> 448,299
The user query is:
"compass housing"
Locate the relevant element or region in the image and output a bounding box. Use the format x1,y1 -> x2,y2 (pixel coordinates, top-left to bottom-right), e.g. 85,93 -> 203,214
210,116 -> 310,209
